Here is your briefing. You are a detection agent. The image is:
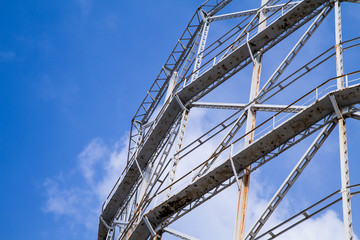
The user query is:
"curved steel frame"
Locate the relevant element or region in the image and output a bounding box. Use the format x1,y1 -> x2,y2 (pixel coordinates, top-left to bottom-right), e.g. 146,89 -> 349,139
98,1 -> 360,239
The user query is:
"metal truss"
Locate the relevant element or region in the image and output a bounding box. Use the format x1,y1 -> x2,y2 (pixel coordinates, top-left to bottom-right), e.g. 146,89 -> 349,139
107,0 -> 324,229
334,1 -> 354,238
108,3 -> 214,236
163,228 -> 200,240
191,102 -> 305,112
176,109 -> 242,160
191,18 -> 210,82
98,1 -> 360,239
256,37 -> 360,105
167,114 -> 337,227
209,2 -> 300,22
123,81 -> 360,239
126,0 -> 233,164
193,111 -> 247,181
167,9 -> 211,198
189,0 -> 331,104
255,184 -> 360,239
256,5 -> 333,103
244,121 -> 336,240
190,3 -> 332,182
100,114 -> 184,239
167,110 -> 190,197
115,115 -> 185,227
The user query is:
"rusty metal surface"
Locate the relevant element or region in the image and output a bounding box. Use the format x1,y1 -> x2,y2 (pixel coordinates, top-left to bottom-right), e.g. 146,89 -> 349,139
127,84 -> 360,240
98,100 -> 183,239
178,0 -> 328,103
98,0 -> 330,238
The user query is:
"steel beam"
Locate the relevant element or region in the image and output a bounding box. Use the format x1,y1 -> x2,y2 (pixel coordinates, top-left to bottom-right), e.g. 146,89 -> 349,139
98,1 -> 332,238
235,1 -> 266,237
255,185 -> 360,239
209,2 -> 300,22
127,0 -> 233,179
334,1 -> 354,239
191,102 -> 306,112
163,114 -> 337,229
188,0 -> 330,104
124,84 -> 360,240
167,12 -> 211,198
163,228 -> 200,240
244,122 -> 336,240
257,5 -> 332,103
193,111 -> 247,180
350,112 -> 360,120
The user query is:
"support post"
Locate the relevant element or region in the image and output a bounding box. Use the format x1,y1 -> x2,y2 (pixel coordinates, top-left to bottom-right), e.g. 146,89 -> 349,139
167,15 -> 210,197
234,1 -> 266,239
334,1 -> 354,239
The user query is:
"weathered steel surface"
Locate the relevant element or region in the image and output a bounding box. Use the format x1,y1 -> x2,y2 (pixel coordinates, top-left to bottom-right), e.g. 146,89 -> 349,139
98,101 -> 183,239
178,0 -> 328,103
127,84 -> 360,240
98,0 -> 329,238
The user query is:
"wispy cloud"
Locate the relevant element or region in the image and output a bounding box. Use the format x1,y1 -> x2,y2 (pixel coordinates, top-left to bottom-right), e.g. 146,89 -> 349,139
43,177 -> 78,216
167,168 -> 353,240
42,176 -> 98,230
42,136 -> 127,233
78,138 -> 109,183
42,107 -> 358,239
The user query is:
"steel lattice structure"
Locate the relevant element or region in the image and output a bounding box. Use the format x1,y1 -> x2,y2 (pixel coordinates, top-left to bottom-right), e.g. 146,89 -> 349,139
98,0 -> 360,239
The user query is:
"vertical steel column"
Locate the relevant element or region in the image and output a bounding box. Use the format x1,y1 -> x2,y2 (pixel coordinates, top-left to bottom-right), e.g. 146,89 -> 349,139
234,1 -> 266,239
334,1 -> 354,239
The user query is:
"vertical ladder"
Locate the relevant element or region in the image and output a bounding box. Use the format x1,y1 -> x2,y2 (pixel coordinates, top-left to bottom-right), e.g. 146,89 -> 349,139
167,110 -> 190,197
167,13 -> 211,197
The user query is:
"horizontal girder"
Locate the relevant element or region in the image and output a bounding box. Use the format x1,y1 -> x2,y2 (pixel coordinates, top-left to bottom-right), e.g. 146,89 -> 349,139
98,0 -> 331,238
126,84 -> 360,240
191,102 -> 306,112
209,2 -> 300,22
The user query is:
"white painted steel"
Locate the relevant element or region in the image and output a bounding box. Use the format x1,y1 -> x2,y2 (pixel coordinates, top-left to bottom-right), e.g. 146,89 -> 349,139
234,0 -> 266,238
125,84 -> 360,240
334,1 -> 354,239
244,122 -> 336,239
97,0 -> 360,239
98,1 -> 332,238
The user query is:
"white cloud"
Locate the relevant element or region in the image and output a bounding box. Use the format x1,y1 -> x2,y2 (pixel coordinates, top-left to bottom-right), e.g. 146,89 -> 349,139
43,177 -> 77,216
167,169 -> 357,240
42,137 -> 127,233
78,138 -> 108,183
277,210 -> 345,240
148,107 -> 359,240
243,173 -> 357,240
95,138 -> 128,200
42,101 -> 359,239
42,176 -> 98,230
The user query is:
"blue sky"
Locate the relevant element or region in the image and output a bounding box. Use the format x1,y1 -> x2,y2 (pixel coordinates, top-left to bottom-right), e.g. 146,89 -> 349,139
1,1 -> 360,240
